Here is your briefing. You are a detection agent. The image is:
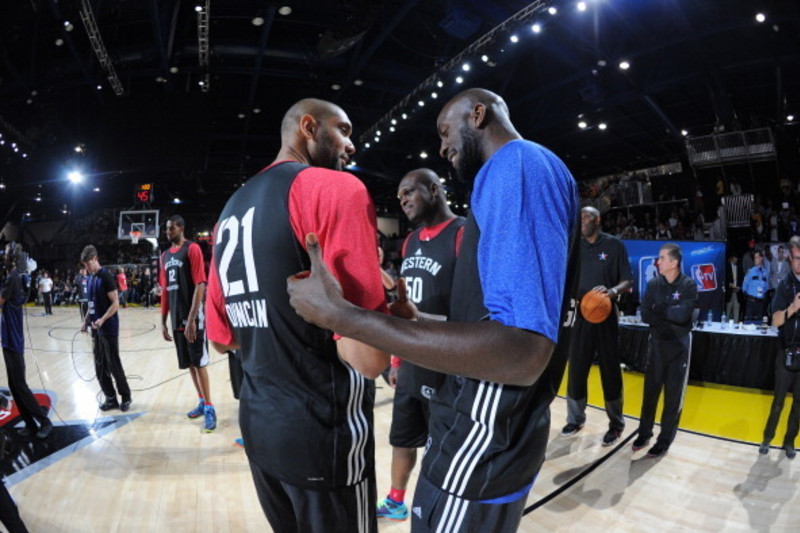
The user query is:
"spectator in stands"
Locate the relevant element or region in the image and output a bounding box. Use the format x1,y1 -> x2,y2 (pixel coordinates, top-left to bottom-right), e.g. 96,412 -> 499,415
726,254 -> 742,322
655,221 -> 671,240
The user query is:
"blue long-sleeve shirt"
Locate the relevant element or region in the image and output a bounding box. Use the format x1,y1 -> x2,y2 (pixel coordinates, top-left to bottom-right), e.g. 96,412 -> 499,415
742,265 -> 769,299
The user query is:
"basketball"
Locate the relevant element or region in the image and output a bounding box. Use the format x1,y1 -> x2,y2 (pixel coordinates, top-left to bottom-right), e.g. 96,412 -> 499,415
580,290 -> 612,323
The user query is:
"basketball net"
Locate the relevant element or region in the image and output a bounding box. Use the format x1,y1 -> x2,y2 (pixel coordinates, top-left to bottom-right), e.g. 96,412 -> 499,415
130,230 -> 142,245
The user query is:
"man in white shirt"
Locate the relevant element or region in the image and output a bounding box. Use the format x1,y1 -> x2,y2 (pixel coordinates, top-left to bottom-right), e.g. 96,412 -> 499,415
38,271 -> 53,315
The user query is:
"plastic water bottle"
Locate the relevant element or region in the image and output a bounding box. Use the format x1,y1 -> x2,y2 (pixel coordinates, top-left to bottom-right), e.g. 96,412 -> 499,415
707,310 -> 713,326
762,315 -> 768,334
721,313 -> 727,329
635,307 -> 642,323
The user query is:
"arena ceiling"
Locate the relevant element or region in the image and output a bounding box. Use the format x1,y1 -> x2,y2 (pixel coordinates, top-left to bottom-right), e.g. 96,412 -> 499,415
0,0 -> 798,224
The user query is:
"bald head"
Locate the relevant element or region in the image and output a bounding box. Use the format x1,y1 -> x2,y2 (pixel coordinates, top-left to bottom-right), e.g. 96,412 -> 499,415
397,168 -> 453,226
436,88 -> 521,183
280,98 -> 344,141
276,98 -> 355,171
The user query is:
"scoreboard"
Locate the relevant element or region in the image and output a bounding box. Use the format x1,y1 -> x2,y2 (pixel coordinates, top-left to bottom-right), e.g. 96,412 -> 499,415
135,183 -> 154,204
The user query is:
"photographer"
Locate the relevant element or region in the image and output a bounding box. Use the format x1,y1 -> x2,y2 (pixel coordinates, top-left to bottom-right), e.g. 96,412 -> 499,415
0,243 -> 53,440
759,236 -> 800,459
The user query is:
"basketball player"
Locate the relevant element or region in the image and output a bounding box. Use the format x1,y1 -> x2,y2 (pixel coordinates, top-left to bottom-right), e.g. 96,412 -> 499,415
205,98 -> 389,532
159,215 -> 214,432
562,206 -> 632,445
80,245 -> 132,412
288,88 -> 579,533
377,168 -> 465,521
633,243 -> 698,458
1,243 -> 53,439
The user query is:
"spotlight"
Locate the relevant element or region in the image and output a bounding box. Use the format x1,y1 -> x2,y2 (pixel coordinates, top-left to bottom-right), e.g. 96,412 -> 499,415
253,108 -> 261,114
194,6 -> 203,13
173,197 -> 182,204
548,7 -> 558,15
237,113 -> 245,119
93,187 -> 101,192
788,115 -> 795,122
462,63 -> 470,72
391,119 -> 397,125
55,39 -> 64,47
755,13 -> 766,23
374,137 -> 380,143
420,151 -> 428,159
619,60 -> 630,70
431,92 -> 438,99
681,129 -> 689,136
418,100 -> 425,107
354,79 -> 364,86
532,23 -> 542,33
331,84 -> 341,90
481,54 -> 489,62
436,80 -> 444,88
376,130 -> 382,136
402,113 -> 408,120
577,2 -> 587,12
365,143 -> 371,148
0,182 -> 5,189
455,76 -> 464,84
389,126 -> 396,132
74,145 -> 84,153
439,177 -> 445,183
96,84 -> 102,90
64,21 -> 74,32
578,121 -> 588,129
278,6 -> 292,16
169,66 -> 179,73
252,17 -> 264,26
598,123 -> 607,130
67,171 -> 83,184
510,34 -> 519,43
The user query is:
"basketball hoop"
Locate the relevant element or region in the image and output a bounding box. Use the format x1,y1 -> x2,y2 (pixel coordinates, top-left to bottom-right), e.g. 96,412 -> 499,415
130,230 -> 142,245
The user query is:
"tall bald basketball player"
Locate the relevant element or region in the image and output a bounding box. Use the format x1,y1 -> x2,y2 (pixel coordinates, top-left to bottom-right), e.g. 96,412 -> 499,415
205,98 -> 389,532
377,168 -> 464,521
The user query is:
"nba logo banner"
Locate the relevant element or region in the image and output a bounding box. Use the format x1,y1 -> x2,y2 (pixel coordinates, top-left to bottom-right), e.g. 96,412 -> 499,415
692,264 -> 717,292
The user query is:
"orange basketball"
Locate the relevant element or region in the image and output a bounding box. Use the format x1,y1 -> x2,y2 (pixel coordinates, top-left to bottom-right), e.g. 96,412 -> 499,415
580,290 -> 612,323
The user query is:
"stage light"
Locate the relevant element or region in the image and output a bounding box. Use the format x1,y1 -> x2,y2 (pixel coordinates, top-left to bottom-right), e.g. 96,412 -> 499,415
402,113 -> 408,120
331,84 -> 341,90
391,119 -> 397,125
788,115 -> 795,122
418,100 -> 425,107
376,130 -> 382,136
598,123 -> 607,130
420,151 -> 428,159
455,76 -> 464,84
194,6 -> 203,13
252,17 -> 264,26
436,80 -> 444,88
173,197 -> 182,204
55,39 -> 64,47
510,34 -> 519,43
681,129 -> 689,136
462,63 -> 471,72
389,126 -> 395,132
93,187 -> 100,192
577,2 -> 587,12
481,54 -> 489,62
278,6 -> 292,16
169,66 -> 179,73
364,143 -> 371,148
578,121 -> 588,129
354,79 -> 364,86
439,177 -> 445,183
68,171 -> 83,184
431,92 -> 438,99
619,60 -> 630,70
548,7 -> 558,15
755,13 -> 766,23
532,23 -> 542,33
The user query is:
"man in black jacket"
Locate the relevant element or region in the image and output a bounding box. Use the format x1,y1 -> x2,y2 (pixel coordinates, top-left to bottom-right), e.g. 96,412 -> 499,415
759,235 -> 800,459
633,243 -> 698,458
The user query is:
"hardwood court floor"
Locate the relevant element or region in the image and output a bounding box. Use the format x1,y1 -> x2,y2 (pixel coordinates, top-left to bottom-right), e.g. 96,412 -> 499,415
6,307 -> 800,532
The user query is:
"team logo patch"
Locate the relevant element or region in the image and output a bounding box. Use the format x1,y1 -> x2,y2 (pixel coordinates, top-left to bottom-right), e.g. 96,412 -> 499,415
692,263 -> 717,292
598,252 -> 608,261
639,256 -> 659,296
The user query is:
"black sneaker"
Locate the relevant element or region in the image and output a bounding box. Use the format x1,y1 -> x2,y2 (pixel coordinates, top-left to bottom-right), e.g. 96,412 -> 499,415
561,423 -> 584,437
758,442 -> 770,455
646,442 -> 669,458
602,429 -> 622,447
785,445 -> 796,460
120,400 -> 131,412
36,419 -> 53,439
17,425 -> 36,438
632,436 -> 650,451
99,398 -> 120,411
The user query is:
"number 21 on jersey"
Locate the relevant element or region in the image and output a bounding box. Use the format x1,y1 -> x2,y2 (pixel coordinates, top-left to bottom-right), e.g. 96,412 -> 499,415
217,207 -> 259,297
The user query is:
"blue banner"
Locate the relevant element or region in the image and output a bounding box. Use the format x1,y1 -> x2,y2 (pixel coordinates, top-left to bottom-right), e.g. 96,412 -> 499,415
623,240 -> 726,321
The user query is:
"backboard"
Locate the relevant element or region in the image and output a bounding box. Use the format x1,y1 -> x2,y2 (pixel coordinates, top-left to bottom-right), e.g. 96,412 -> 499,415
118,209 -> 160,241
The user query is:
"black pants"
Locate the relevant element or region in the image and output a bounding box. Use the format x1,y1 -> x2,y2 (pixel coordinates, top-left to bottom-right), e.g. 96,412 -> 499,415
79,301 -> 89,322
744,296 -> 766,323
762,353 -> 800,448
0,480 -> 28,533
248,461 -> 376,533
92,334 -> 131,402
2,349 -> 48,430
637,334 -> 691,447
566,315 -> 625,430
410,475 -> 527,533
42,292 -> 52,315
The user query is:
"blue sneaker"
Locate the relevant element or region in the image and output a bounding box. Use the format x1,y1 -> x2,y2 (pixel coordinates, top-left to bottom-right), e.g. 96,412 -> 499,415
187,400 -> 204,419
204,405 -> 217,433
376,498 -> 409,521
234,438 -> 244,448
